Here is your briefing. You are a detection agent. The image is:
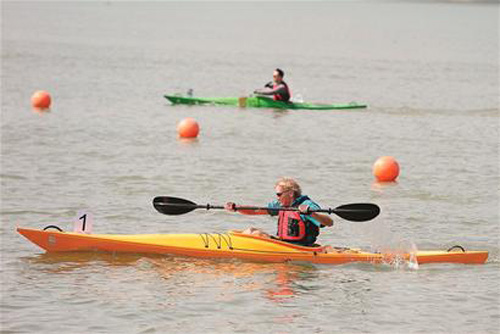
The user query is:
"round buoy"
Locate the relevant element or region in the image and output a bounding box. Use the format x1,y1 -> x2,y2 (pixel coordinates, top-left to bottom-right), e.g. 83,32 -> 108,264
373,156 -> 400,182
177,118 -> 200,138
31,90 -> 52,109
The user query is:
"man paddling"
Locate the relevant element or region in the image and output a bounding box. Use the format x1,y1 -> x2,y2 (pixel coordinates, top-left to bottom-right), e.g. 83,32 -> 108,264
254,68 -> 292,102
225,177 -> 333,246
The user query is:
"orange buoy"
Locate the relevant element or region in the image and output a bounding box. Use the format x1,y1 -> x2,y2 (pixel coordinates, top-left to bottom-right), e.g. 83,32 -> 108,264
31,90 -> 51,109
373,156 -> 400,182
177,117 -> 200,138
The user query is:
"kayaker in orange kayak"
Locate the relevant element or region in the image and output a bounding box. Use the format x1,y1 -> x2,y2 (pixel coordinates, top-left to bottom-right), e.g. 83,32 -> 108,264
253,68 -> 292,102
225,177 -> 333,246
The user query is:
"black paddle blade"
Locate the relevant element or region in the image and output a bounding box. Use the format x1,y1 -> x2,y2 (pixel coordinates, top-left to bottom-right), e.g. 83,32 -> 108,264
153,196 -> 198,215
332,203 -> 380,222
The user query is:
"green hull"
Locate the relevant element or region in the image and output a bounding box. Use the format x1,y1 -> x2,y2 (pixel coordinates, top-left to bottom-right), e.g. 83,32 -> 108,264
164,95 -> 367,110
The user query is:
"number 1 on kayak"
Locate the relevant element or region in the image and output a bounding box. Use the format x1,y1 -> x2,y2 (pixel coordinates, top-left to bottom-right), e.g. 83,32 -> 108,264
73,211 -> 93,234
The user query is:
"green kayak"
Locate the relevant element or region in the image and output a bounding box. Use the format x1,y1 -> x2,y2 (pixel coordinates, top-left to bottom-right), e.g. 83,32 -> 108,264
164,95 -> 367,110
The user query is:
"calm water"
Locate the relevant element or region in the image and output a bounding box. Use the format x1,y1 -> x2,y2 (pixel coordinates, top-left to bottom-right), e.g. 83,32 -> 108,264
1,1 -> 499,333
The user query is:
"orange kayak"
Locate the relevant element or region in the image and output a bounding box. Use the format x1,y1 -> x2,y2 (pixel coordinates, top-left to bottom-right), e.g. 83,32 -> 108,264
17,227 -> 488,265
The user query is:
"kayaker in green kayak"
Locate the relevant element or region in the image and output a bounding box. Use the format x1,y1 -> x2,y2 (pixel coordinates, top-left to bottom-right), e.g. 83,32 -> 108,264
225,177 -> 333,246
253,68 -> 291,102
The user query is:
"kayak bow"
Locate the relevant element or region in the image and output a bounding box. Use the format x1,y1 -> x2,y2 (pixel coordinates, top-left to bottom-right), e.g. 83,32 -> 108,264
17,228 -> 488,265
164,95 -> 367,110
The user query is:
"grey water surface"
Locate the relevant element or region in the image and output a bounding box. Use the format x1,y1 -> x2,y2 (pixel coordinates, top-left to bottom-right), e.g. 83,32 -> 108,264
1,1 -> 499,333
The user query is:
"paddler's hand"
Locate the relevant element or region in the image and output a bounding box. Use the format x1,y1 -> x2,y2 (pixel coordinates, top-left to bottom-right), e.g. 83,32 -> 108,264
298,204 -> 311,215
225,202 -> 237,212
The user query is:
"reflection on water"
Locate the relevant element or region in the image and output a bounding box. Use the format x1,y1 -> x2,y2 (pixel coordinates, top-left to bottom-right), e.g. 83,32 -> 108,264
31,107 -> 51,114
23,252 -> 146,273
370,180 -> 399,193
145,256 -> 322,303
23,252 -> 379,306
12,250 -> 497,333
177,137 -> 200,146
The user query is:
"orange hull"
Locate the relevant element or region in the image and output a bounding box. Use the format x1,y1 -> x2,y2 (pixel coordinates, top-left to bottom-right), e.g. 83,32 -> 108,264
17,228 -> 488,265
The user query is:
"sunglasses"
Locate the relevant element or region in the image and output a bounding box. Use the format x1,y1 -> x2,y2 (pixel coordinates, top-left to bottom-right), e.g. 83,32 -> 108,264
276,191 -> 289,197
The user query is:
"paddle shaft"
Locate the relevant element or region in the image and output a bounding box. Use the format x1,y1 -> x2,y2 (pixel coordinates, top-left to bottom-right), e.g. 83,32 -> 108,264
154,201 -> 371,215
153,197 -> 380,221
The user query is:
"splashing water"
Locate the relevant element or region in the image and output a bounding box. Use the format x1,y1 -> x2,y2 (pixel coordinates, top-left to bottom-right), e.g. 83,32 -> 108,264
376,239 -> 420,270
291,94 -> 304,103
407,242 -> 420,270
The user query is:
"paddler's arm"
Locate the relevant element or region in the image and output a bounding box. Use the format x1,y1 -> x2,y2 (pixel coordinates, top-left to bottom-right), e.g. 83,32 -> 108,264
299,205 -> 333,227
224,202 -> 268,215
254,83 -> 287,96
312,212 -> 333,227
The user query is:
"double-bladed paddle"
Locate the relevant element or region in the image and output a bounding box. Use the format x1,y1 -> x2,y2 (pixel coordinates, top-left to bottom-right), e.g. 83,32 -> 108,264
153,196 -> 380,222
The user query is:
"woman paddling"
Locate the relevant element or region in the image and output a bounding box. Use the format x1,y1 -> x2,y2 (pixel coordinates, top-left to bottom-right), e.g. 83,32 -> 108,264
225,177 -> 333,246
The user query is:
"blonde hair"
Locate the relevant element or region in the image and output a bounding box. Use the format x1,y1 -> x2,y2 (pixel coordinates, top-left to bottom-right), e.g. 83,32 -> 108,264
275,177 -> 302,197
